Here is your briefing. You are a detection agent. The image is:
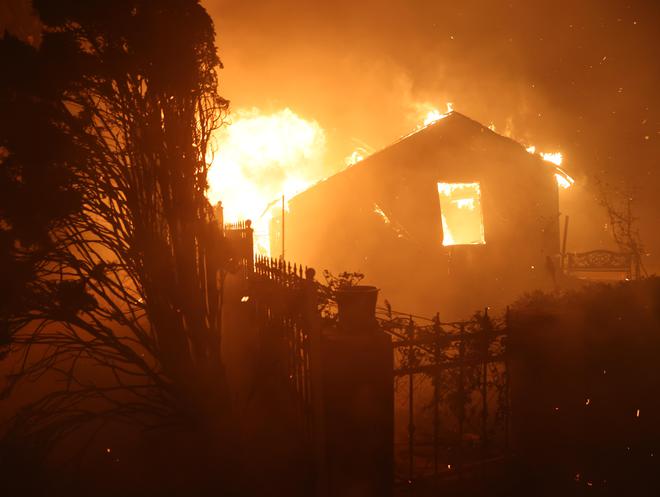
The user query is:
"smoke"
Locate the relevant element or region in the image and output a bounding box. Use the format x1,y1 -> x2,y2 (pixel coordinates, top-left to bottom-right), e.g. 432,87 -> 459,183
204,0 -> 660,272
2,1 -> 658,267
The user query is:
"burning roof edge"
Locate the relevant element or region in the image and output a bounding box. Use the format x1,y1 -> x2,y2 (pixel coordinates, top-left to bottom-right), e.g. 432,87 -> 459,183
291,111 -> 566,204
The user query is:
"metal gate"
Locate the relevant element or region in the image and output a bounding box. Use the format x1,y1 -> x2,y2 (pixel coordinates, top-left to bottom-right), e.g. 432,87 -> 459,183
378,307 -> 510,486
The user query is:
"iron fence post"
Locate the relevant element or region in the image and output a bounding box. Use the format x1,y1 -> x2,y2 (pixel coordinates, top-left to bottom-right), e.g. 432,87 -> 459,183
504,306 -> 511,451
433,312 -> 441,477
481,308 -> 490,452
305,268 -> 328,497
407,316 -> 415,484
458,323 -> 466,481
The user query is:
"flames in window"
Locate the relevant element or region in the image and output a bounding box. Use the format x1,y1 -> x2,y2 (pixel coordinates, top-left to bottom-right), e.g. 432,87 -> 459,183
437,182 -> 486,246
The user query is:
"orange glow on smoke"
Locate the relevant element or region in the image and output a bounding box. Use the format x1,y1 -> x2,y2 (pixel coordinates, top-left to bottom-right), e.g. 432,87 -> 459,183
437,182 -> 485,246
206,105 -> 572,257
206,108 -> 326,254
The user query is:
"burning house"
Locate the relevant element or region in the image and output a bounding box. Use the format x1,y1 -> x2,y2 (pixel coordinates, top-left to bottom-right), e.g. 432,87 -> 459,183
271,111 -> 570,318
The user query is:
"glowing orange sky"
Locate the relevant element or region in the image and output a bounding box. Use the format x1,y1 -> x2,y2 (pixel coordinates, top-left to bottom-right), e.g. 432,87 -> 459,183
203,0 -> 659,272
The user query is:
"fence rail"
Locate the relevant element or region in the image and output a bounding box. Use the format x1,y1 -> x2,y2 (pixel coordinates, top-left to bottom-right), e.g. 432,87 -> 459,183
224,220 -> 254,274
251,255 -> 319,440
379,309 -> 509,484
247,254 -> 510,486
223,214 -> 510,490
565,249 -> 632,277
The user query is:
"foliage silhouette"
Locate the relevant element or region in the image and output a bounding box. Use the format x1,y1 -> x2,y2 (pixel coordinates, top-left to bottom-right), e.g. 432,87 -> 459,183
594,178 -> 647,279
0,1 -> 232,484
508,278 -> 660,496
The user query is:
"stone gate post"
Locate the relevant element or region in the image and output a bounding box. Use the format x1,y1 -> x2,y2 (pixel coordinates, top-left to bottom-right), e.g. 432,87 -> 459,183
320,286 -> 393,497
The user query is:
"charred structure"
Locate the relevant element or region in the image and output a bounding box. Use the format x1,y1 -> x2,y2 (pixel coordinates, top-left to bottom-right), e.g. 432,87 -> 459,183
274,112 -> 561,317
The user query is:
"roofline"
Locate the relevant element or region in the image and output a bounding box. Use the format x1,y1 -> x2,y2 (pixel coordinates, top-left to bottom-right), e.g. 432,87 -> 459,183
281,111 -> 573,210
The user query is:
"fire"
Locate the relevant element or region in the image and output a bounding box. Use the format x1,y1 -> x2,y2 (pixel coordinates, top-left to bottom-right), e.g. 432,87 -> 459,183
423,109 -> 444,126
437,182 -> 485,246
526,146 -> 575,189
415,102 -> 454,129
206,108 -> 326,254
540,152 -> 563,166
345,149 -> 365,167
455,197 -> 476,210
554,174 -> 574,189
441,215 -> 457,246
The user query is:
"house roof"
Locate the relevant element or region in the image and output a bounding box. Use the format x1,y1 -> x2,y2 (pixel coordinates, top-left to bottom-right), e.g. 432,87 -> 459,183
291,111 -> 570,205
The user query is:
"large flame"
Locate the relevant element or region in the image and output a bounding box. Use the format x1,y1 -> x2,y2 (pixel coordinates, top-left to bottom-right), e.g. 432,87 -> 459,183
207,104 -> 573,259
207,108 -> 326,254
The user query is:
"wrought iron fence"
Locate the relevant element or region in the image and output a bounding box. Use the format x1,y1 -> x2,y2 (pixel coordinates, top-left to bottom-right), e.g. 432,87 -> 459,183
377,306 -> 509,484
246,254 -> 510,485
564,249 -> 633,279
224,217 -> 510,490
251,255 -> 320,439
224,219 -> 254,274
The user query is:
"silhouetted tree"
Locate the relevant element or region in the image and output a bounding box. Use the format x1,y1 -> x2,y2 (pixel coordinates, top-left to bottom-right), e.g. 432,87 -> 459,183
0,33 -> 83,361
595,178 -> 647,279
0,0 -> 230,472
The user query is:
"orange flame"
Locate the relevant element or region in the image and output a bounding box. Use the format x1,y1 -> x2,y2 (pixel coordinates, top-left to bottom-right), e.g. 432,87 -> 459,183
437,182 -> 485,246
344,149 -> 365,166
526,146 -> 574,189
412,102 -> 454,130
540,152 -> 563,166
206,108 -> 326,254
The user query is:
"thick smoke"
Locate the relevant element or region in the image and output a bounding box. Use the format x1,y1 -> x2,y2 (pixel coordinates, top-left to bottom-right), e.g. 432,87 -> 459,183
206,0 -> 660,272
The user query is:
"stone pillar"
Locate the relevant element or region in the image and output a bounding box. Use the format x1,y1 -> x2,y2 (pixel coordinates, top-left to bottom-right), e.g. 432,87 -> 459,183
321,286 -> 393,497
